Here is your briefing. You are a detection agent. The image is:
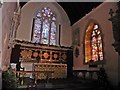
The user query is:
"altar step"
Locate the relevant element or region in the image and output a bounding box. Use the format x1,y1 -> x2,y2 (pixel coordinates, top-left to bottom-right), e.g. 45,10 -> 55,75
17,78 -> 98,90
18,84 -> 95,90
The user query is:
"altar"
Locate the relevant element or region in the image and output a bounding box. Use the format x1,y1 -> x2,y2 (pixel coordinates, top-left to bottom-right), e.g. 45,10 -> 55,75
21,62 -> 67,80
34,63 -> 67,80
11,44 -> 72,82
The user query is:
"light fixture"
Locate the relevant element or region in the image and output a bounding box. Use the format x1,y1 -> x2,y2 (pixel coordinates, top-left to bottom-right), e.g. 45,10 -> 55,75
0,0 -> 3,4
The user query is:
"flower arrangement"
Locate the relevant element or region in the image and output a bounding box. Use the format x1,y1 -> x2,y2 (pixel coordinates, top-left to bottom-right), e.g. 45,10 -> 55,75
2,66 -> 18,89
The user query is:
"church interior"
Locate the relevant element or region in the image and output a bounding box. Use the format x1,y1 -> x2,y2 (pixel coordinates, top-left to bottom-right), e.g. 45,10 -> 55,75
0,0 -> 120,90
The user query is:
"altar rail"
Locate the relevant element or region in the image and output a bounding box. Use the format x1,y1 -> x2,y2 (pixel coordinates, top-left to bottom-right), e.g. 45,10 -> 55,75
34,63 -> 67,80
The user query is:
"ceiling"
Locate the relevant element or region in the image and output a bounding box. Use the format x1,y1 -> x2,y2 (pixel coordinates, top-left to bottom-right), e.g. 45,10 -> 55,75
58,2 -> 102,25
20,2 -> 102,25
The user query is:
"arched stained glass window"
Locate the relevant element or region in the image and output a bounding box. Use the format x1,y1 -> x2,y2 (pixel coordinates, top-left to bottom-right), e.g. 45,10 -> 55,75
85,22 -> 103,64
32,7 -> 57,45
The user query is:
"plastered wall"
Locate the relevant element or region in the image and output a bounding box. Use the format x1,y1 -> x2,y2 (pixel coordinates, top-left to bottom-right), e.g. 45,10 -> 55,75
72,2 -> 118,87
16,2 -> 72,47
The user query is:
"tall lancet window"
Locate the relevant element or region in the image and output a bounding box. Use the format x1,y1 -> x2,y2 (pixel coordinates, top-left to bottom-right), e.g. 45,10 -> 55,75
32,7 -> 57,45
84,22 -> 103,64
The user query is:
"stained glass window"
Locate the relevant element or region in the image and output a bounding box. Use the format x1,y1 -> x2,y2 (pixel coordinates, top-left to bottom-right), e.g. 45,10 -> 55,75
32,7 -> 57,45
85,22 -> 103,63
